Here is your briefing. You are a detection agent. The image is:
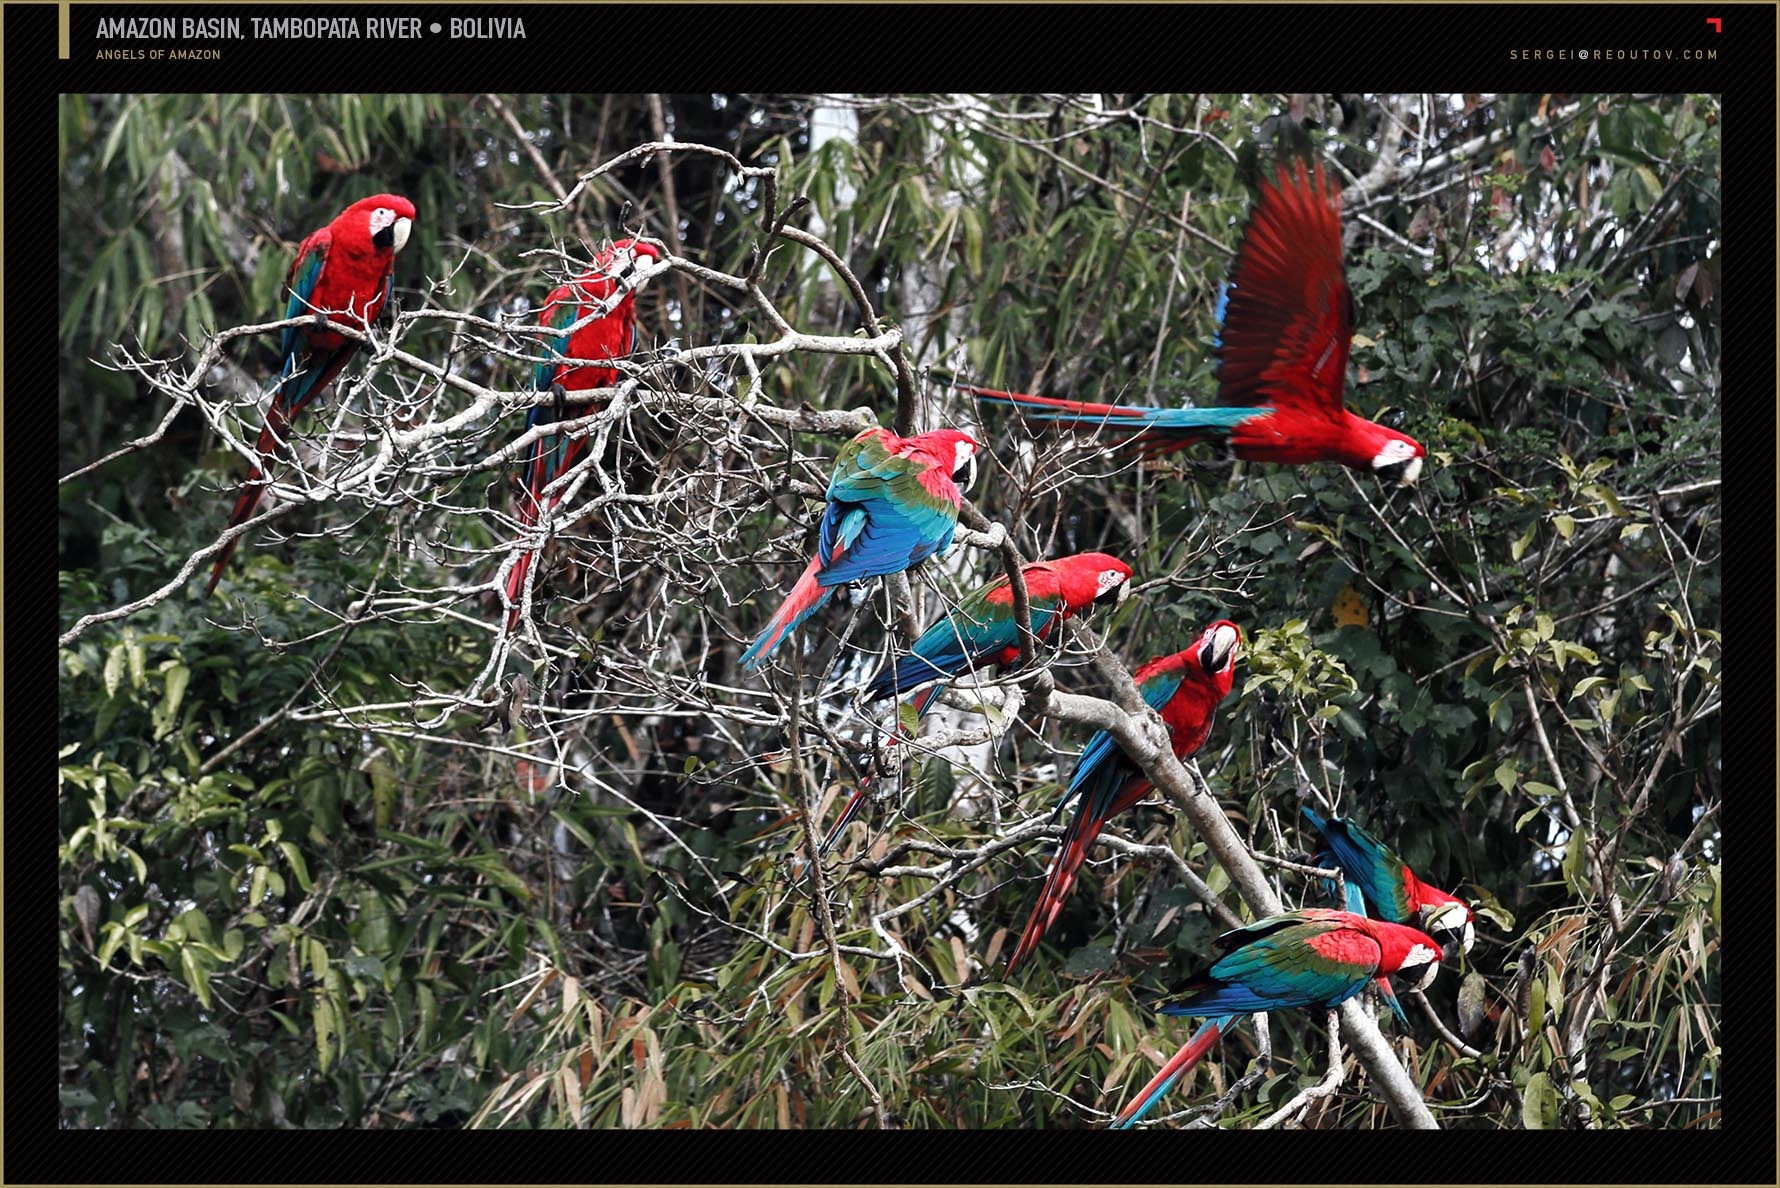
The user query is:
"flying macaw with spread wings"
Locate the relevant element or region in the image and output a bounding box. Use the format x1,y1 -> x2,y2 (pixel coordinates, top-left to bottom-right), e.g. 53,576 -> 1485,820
503,239 -> 660,630
966,160 -> 1424,486
206,193 -> 416,595
1110,908 -> 1443,1128
1003,620 -> 1241,977
739,426 -> 979,671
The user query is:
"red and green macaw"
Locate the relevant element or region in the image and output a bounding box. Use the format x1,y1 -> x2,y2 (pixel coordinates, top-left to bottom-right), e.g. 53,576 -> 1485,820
967,160 -> 1425,486
503,239 -> 660,629
739,426 -> 980,671
1111,908 -> 1443,1128
1003,620 -> 1242,977
1301,806 -> 1475,955
205,193 -> 416,595
812,551 -> 1134,859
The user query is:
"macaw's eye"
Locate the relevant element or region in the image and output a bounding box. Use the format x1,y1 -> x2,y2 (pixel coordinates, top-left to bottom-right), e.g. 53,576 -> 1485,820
1372,439 -> 1423,487
369,207 -> 411,252
1093,569 -> 1129,606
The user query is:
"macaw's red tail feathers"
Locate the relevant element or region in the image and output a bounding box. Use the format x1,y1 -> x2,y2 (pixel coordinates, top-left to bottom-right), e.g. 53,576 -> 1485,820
1005,807 -> 1105,977
739,555 -> 833,671
816,780 -> 871,860
502,549 -> 538,633
968,384 -> 1153,430
1110,1019 -> 1227,1129
204,406 -> 294,596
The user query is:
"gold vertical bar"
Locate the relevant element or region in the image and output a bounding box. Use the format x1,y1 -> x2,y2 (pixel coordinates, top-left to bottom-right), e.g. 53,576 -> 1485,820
60,0 -> 73,59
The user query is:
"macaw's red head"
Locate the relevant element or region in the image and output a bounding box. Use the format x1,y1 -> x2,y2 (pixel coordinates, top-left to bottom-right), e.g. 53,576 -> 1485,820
1364,422 -> 1426,487
338,194 -> 416,255
1065,551 -> 1134,610
1194,619 -> 1242,693
574,238 -> 663,305
914,428 -> 981,493
1376,921 -> 1444,992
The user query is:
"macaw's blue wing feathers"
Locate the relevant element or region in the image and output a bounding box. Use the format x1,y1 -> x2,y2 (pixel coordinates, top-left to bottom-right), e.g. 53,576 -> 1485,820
1302,806 -> 1418,923
534,299 -> 580,394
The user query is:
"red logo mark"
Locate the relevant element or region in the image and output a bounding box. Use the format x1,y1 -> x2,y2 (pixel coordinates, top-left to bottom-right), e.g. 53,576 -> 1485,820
1705,17 -> 1721,31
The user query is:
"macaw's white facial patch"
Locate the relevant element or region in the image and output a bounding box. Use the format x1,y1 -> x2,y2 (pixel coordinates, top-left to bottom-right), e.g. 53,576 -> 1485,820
1373,438 -> 1418,468
953,439 -> 978,473
1401,943 -> 1441,989
1096,569 -> 1128,598
368,207 -> 397,234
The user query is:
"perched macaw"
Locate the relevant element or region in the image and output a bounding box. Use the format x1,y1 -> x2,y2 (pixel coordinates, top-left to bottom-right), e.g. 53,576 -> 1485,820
503,239 -> 660,629
1111,908 -> 1443,1128
812,551 -> 1135,859
1003,620 -> 1242,977
966,160 -> 1425,486
738,426 -> 980,671
1301,806 -> 1475,955
205,193 -> 417,595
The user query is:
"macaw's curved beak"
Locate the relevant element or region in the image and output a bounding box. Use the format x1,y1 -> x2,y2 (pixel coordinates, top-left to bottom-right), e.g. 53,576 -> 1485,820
955,450 -> 978,495
1378,455 -> 1424,488
1424,901 -> 1475,957
1200,623 -> 1239,673
1094,579 -> 1130,609
375,216 -> 413,253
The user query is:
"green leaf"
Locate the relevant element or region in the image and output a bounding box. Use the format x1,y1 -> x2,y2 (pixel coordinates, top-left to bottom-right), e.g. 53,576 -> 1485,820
1522,1071 -> 1558,1129
1570,676 -> 1610,700
277,841 -> 314,892
179,946 -> 214,1010
104,644 -> 126,698
1457,971 -> 1487,1037
1552,514 -> 1575,540
314,993 -> 337,1073
1511,522 -> 1536,562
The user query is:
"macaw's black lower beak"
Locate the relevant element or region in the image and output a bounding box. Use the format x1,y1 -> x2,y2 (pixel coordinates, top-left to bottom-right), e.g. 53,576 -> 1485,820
954,453 -> 978,495
1094,581 -> 1130,609
1377,455 -> 1425,488
373,225 -> 396,250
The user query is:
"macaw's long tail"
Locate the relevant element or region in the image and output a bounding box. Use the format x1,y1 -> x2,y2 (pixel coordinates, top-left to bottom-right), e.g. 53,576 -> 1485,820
1004,797 -> 1112,977
1111,1017 -> 1235,1129
204,407 -> 295,597
739,554 -> 835,671
502,461 -> 552,633
964,382 -> 1260,458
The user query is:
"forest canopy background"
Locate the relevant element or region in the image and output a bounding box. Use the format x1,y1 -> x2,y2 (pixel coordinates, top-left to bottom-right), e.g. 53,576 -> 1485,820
57,93 -> 1720,1130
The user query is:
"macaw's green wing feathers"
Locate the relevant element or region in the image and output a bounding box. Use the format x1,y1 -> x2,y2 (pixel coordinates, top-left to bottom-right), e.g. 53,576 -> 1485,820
533,298 -> 581,395
279,241 -> 330,358
1161,917 -> 1380,1016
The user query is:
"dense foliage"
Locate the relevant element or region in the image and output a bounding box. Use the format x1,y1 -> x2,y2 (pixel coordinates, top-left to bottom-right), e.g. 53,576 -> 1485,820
59,93 -> 1719,1129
